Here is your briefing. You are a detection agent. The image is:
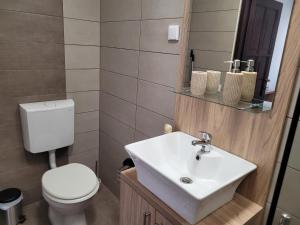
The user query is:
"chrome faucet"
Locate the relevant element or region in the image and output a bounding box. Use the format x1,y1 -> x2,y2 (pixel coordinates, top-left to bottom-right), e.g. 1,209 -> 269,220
191,132 -> 212,160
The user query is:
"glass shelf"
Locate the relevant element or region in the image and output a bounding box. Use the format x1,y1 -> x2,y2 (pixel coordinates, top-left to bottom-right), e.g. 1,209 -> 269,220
176,87 -> 272,113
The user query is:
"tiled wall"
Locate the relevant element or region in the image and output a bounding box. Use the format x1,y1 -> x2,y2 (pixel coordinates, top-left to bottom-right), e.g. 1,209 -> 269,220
188,0 -> 241,74
63,0 -> 101,173
0,0 -> 67,204
264,68 -> 300,225
99,0 -> 185,196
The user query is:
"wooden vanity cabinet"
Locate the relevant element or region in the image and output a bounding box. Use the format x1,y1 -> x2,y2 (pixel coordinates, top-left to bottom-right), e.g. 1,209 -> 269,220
120,181 -> 173,225
120,169 -> 263,225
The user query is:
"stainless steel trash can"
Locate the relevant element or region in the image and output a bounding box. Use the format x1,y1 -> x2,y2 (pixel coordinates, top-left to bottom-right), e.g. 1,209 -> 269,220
0,188 -> 25,225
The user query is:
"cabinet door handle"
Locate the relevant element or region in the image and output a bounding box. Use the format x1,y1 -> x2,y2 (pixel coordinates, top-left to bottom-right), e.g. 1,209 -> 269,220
143,212 -> 151,225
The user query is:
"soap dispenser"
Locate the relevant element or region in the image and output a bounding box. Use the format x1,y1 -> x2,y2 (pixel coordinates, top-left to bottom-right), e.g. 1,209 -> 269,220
222,60 -> 243,106
241,59 -> 257,102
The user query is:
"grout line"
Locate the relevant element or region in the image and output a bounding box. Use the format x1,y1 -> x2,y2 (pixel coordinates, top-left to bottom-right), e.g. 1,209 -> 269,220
191,9 -> 239,14
0,8 -> 63,18
189,49 -> 232,53
101,91 -> 174,121
100,46 -> 180,56
100,68 -> 175,89
99,109 -> 135,130
67,90 -> 100,93
100,17 -> 183,23
66,68 -> 100,70
64,16 -> 100,23
101,90 -> 136,105
189,30 -> 236,33
65,43 -> 100,47
75,128 -> 99,135
74,109 -> 100,115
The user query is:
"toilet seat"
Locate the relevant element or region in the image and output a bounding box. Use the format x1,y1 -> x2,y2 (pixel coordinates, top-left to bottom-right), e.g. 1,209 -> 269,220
42,163 -> 99,204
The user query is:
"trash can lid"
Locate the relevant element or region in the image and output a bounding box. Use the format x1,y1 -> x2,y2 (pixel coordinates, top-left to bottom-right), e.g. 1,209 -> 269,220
0,188 -> 22,203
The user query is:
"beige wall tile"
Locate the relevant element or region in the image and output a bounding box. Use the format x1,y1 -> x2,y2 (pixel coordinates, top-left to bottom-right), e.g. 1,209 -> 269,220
288,121 -> 300,171
66,69 -> 100,92
63,0 -> 100,21
100,47 -> 139,77
137,80 -> 175,118
134,130 -> 149,142
136,107 -> 173,137
278,167 -> 300,218
67,91 -> 99,113
100,132 -> 129,196
69,147 -> 99,172
190,10 -> 239,32
100,70 -> 137,103
100,92 -> 136,128
100,112 -> 135,145
189,31 -> 235,52
65,45 -> 100,69
101,21 -> 140,50
139,51 -> 179,88
140,19 -> 182,54
71,130 -> 100,155
194,50 -> 232,71
75,111 -> 99,133
192,0 -> 241,12
64,18 -> 100,46
142,0 -> 184,19
101,0 -> 141,21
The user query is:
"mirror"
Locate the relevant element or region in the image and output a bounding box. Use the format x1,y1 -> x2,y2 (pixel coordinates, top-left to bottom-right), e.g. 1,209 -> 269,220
181,0 -> 294,112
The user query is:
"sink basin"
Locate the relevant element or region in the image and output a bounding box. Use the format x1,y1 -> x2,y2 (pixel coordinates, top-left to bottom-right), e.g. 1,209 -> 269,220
125,132 -> 256,224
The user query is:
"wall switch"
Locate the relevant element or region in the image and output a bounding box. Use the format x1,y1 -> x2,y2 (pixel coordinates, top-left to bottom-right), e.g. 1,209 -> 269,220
168,25 -> 180,41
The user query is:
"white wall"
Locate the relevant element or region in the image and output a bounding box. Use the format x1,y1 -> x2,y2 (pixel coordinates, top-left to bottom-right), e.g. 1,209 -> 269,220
267,0 -> 294,93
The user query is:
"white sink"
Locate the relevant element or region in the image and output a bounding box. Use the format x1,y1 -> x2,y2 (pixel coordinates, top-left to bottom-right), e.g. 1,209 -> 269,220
125,132 -> 256,224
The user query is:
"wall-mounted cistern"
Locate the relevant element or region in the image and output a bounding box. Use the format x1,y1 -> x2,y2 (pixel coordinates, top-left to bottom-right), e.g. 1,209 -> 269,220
191,132 -> 212,160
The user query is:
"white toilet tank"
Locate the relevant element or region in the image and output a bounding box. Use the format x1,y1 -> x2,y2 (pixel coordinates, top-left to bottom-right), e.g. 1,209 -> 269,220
19,99 -> 74,153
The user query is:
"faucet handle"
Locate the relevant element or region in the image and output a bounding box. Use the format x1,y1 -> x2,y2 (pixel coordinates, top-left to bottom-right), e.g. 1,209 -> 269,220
199,131 -> 212,144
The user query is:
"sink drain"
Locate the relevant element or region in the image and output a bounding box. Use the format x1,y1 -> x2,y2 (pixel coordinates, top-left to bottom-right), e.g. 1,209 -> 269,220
180,177 -> 193,184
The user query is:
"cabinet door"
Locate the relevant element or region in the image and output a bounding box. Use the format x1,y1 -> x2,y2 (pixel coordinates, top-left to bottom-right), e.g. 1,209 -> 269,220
155,212 -> 174,225
120,181 -> 155,225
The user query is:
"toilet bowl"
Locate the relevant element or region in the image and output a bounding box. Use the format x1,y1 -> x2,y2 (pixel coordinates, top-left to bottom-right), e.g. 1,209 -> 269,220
42,163 -> 100,225
19,100 -> 100,224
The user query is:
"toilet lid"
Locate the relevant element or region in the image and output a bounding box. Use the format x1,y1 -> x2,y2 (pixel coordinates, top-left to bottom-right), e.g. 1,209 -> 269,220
42,163 -> 98,200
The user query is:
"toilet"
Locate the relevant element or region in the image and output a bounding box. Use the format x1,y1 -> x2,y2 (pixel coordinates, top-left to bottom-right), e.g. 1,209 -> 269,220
19,99 -> 100,225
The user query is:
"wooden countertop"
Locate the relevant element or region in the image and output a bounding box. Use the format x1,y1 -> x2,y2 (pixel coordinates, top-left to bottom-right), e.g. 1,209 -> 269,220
120,168 -> 263,225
